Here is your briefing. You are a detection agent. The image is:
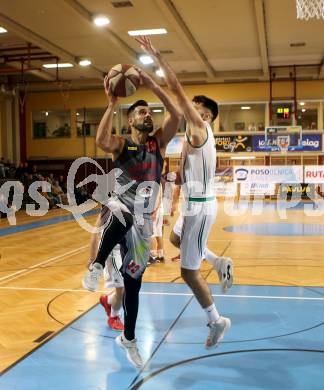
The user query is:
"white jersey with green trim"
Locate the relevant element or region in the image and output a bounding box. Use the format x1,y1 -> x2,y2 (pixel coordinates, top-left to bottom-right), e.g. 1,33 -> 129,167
180,121 -> 216,198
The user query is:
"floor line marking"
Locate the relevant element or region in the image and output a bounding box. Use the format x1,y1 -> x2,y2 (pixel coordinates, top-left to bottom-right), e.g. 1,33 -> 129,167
0,245 -> 89,284
206,238 -> 324,244
0,286 -> 102,293
141,292 -> 324,301
1,287 -> 324,300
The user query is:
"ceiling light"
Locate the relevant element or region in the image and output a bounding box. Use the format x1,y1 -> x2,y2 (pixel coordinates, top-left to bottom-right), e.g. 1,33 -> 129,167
241,106 -> 251,110
45,111 -> 49,116
155,68 -> 164,77
43,63 -> 74,68
128,28 -> 167,36
302,108 -> 306,112
139,55 -> 154,65
153,109 -> 162,112
93,16 -> 110,26
299,102 -> 305,106
0,27 -> 7,33
79,59 -> 92,67
231,156 -> 256,160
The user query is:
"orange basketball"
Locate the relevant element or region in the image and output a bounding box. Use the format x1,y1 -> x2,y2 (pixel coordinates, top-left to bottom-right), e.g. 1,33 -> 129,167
106,64 -> 140,97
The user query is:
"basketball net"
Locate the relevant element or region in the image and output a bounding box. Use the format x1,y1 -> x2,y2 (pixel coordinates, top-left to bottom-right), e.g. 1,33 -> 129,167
277,135 -> 290,154
54,80 -> 72,108
296,0 -> 324,20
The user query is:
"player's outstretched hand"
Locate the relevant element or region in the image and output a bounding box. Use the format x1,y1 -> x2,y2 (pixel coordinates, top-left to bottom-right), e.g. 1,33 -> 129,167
135,35 -> 159,57
133,66 -> 156,90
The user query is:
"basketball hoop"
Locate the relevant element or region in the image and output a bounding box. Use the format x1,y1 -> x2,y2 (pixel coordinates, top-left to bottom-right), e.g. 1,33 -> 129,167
54,80 -> 72,108
277,135 -> 290,154
16,81 -> 28,114
296,0 -> 324,20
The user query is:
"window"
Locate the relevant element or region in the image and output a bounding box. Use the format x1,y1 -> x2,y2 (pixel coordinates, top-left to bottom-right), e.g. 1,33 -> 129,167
219,103 -> 265,132
296,101 -> 319,130
76,107 -> 117,137
33,110 -> 71,138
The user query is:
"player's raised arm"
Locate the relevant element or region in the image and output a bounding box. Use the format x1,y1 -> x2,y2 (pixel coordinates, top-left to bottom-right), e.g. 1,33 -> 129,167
135,67 -> 182,148
136,36 -> 206,146
96,76 -> 123,157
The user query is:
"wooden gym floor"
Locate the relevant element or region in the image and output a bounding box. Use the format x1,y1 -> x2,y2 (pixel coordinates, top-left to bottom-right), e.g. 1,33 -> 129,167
1,200 -> 324,374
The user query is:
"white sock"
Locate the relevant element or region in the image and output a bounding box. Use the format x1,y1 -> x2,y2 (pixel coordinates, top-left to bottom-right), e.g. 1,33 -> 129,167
204,247 -> 219,266
107,293 -> 114,305
151,250 -> 157,257
157,249 -> 164,257
204,303 -> 220,323
111,307 -> 121,317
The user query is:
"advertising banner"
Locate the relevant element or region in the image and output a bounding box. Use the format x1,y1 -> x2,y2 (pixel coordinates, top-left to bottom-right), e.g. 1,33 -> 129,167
253,134 -> 322,152
301,134 -> 322,151
304,166 -> 324,183
279,183 -> 315,200
214,182 -> 237,197
240,182 -> 276,196
166,136 -> 184,155
215,135 -> 253,152
215,167 -> 233,182
234,165 -> 303,183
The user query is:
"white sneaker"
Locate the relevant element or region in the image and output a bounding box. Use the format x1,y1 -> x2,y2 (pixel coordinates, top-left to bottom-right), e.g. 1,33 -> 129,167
116,334 -> 144,369
205,316 -> 231,349
82,263 -> 103,292
214,257 -> 234,294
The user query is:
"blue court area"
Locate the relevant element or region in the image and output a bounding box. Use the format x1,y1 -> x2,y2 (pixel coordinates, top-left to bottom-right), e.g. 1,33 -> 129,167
1,283 -> 324,389
224,223 -> 324,236
0,208 -> 99,237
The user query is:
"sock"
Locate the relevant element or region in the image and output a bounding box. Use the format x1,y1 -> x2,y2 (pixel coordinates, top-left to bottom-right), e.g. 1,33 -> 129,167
204,303 -> 220,323
111,306 -> 121,317
107,293 -> 121,317
157,249 -> 164,257
204,247 -> 219,266
151,250 -> 157,257
107,293 -> 114,305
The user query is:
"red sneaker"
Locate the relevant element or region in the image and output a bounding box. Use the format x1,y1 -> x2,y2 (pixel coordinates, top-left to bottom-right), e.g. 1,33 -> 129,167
171,254 -> 181,262
108,316 -> 124,331
99,295 -> 111,317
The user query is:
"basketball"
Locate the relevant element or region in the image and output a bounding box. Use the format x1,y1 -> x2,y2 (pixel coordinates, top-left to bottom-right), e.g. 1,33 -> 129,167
106,64 -> 140,97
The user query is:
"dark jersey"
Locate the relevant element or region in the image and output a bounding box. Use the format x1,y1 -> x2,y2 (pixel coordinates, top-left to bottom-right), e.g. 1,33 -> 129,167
113,136 -> 164,214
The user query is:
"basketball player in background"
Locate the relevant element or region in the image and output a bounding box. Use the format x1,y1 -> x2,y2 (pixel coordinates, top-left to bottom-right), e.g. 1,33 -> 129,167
82,67 -> 181,368
137,36 -> 232,348
149,184 -> 165,264
88,213 -> 124,331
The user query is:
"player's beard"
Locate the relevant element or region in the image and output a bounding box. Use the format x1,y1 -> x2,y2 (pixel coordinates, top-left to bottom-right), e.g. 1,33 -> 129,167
134,118 -> 153,133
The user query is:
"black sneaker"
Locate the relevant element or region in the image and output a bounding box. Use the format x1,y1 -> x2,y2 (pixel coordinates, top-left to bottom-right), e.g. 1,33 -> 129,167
147,255 -> 159,266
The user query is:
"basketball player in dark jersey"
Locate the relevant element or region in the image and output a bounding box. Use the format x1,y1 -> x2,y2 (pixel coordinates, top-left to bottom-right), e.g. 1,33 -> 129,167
82,69 -> 181,368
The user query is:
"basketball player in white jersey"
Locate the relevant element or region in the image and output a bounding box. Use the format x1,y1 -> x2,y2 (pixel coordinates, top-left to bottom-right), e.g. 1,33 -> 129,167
137,36 -> 231,348
170,95 -> 234,295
